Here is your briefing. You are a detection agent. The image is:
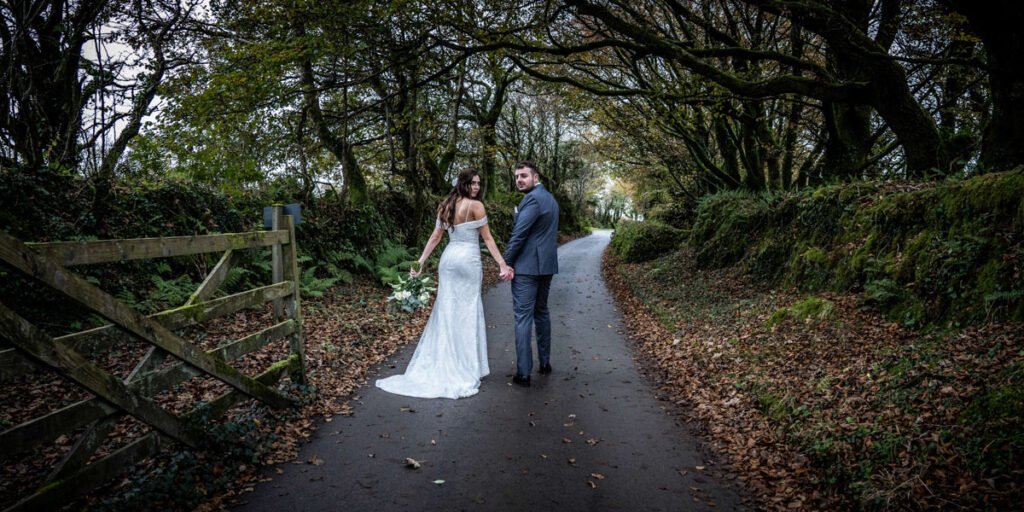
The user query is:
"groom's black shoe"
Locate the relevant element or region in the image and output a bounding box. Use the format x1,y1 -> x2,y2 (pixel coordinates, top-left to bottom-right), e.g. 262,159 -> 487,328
538,363 -> 552,375
512,374 -> 531,387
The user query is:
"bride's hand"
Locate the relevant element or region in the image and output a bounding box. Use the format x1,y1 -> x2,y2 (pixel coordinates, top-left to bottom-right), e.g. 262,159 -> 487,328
410,261 -> 423,277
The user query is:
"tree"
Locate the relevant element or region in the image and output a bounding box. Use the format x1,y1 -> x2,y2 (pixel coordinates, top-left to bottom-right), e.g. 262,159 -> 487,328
459,0 -> 1003,179
462,53 -> 518,199
944,0 -> 1024,171
1,0 -> 196,173
1,0 -> 109,170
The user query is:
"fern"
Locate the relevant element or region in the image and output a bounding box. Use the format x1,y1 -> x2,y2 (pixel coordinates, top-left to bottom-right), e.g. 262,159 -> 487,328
116,289 -> 138,307
325,249 -> 373,275
375,265 -> 403,286
324,265 -> 354,285
149,274 -> 195,311
372,241 -> 416,285
350,254 -> 373,274
984,289 -> 1024,318
219,266 -> 255,295
300,266 -> 340,298
376,241 -> 413,269
248,250 -> 273,275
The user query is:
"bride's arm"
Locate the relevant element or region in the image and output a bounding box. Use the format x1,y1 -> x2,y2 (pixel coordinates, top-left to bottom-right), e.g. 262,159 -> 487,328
475,203 -> 511,276
413,223 -> 445,276
480,224 -> 511,276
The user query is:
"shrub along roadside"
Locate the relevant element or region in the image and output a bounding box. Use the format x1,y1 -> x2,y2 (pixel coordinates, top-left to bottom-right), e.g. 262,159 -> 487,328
0,170 -> 437,331
609,220 -> 683,262
687,168 -> 1024,327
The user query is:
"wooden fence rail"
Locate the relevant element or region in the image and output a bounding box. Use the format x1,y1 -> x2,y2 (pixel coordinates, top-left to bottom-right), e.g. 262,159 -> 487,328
0,206 -> 305,512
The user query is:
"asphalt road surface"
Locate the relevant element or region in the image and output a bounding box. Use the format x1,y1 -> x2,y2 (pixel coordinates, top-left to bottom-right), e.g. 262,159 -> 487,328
235,230 -> 746,512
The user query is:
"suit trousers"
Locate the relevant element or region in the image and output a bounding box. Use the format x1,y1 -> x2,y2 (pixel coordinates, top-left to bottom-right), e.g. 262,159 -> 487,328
511,274 -> 553,377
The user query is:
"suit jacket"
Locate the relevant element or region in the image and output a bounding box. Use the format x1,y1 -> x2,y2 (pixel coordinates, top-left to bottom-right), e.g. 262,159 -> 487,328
503,183 -> 559,275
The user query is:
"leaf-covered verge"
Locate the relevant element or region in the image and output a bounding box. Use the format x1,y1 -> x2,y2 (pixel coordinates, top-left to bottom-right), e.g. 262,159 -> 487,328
0,277 -> 429,511
603,247 -> 1024,510
689,168 -> 1024,327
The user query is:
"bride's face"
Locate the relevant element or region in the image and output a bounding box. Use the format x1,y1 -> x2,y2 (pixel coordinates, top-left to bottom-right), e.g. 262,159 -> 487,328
469,176 -> 481,198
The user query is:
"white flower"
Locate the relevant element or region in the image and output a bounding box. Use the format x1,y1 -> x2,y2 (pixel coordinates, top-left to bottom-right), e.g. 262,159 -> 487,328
395,290 -> 412,301
418,293 -> 429,302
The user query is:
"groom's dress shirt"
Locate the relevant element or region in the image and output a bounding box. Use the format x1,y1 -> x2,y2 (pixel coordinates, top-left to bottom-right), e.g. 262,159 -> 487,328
503,183 -> 560,276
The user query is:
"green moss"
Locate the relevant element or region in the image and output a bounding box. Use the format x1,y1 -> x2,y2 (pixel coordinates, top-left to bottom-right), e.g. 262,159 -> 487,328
790,246 -> 831,291
36,479 -> 64,494
610,221 -> 683,262
268,353 -> 300,372
887,293 -> 927,328
745,234 -> 793,280
688,169 -> 1024,326
767,296 -> 836,328
690,191 -> 773,267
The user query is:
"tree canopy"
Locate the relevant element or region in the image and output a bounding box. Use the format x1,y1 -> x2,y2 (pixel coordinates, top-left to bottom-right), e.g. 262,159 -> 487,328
2,0 -> 1019,222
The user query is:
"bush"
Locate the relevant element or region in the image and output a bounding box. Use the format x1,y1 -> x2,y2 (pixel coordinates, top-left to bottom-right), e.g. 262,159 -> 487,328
646,200 -> 695,229
610,221 -> 683,262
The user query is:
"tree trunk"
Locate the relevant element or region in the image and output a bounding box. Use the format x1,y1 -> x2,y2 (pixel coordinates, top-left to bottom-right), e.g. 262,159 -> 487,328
712,116 -> 743,189
297,45 -> 367,205
738,101 -> 767,191
479,125 -> 498,199
821,100 -> 872,180
950,0 -> 1024,171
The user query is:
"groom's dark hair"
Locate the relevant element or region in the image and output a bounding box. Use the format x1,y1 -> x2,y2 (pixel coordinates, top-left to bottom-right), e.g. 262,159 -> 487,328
514,160 -> 539,176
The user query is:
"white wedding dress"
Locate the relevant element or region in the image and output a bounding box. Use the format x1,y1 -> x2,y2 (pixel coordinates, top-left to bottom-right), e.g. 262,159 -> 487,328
375,216 -> 490,399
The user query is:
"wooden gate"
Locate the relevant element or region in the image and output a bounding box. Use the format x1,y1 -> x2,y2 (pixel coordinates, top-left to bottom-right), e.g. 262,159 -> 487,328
0,206 -> 305,511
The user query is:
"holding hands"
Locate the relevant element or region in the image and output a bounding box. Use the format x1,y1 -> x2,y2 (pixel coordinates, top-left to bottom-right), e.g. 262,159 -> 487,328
499,264 -> 514,281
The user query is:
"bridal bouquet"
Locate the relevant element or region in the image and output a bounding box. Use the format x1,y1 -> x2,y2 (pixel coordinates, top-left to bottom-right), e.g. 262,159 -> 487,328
387,274 -> 435,312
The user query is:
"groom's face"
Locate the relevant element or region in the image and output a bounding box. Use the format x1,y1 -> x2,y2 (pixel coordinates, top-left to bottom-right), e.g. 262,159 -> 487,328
514,167 -> 538,192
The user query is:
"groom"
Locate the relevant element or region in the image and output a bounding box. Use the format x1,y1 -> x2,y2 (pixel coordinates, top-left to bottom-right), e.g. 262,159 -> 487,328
501,160 -> 559,387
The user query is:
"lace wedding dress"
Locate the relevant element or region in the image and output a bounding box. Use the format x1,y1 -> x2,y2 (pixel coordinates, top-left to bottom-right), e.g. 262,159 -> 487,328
376,217 -> 490,399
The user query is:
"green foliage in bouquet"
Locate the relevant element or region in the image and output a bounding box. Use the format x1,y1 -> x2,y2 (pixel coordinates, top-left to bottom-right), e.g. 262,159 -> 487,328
387,274 -> 436,313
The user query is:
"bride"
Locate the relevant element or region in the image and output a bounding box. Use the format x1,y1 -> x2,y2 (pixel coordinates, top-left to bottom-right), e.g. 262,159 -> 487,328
376,169 -> 511,399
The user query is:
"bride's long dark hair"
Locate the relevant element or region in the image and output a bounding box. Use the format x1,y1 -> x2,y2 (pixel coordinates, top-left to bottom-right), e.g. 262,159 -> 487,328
436,169 -> 481,229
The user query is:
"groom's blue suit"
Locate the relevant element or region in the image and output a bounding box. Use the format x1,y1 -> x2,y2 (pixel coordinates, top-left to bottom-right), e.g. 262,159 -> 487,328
503,183 -> 559,378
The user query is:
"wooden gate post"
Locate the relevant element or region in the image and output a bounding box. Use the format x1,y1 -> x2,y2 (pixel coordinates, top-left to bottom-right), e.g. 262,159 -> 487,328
270,206 -> 306,385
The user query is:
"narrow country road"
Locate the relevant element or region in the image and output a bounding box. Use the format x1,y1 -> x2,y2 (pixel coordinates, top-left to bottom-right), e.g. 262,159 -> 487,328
235,230 -> 745,511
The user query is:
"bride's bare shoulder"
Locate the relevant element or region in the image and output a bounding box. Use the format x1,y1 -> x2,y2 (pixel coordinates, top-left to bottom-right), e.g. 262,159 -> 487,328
470,200 -> 486,219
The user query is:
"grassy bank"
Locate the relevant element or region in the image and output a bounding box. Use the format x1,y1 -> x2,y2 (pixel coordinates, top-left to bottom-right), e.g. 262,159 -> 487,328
678,169 -> 1024,327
